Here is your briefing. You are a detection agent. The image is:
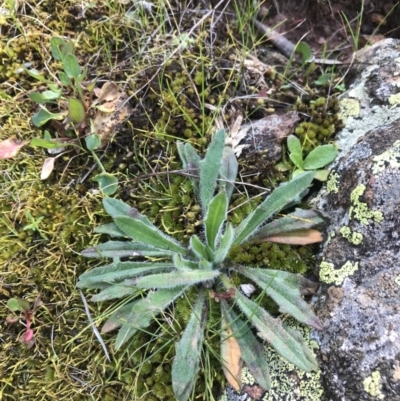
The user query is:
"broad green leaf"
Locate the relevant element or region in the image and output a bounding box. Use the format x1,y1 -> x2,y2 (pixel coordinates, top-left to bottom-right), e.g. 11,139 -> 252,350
7,298 -> 30,312
248,209 -> 324,240
68,98 -> 85,124
115,287 -> 186,349
85,134 -> 101,151
234,267 -> 323,330
199,129 -> 225,214
214,222 -> 234,264
114,216 -> 186,254
289,153 -> 304,169
81,240 -> 172,259
221,301 -> 271,390
90,282 -> 141,302
93,173 -> 118,195
177,141 -> 201,200
94,222 -> 126,237
296,42 -> 312,64
303,144 -> 337,170
32,107 -> 65,127
314,169 -> 329,181
198,258 -> 213,270
30,138 -> 70,149
29,90 -> 61,104
315,73 -> 332,86
136,269 -> 220,289
173,254 -> 198,271
233,171 -> 315,245
78,260 -> 174,287
233,289 -> 319,371
219,146 -> 238,202
23,67 -> 49,83
189,235 -> 213,261
220,314 -> 242,391
63,54 -> 81,79
204,191 -> 228,250
50,37 -> 70,60
287,135 -> 302,155
102,301 -> 136,333
172,290 -> 206,401
58,71 -> 72,86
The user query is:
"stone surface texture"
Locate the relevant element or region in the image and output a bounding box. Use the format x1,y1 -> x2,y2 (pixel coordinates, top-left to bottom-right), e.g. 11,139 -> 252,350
312,38 -> 400,401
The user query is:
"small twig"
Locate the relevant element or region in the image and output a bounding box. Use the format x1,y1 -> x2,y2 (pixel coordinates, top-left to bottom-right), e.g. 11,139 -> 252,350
79,290 -> 110,362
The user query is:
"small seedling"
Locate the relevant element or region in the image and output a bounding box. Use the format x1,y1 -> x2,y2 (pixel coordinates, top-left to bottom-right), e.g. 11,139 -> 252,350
283,134 -> 338,181
23,210 -> 48,240
6,297 -> 42,348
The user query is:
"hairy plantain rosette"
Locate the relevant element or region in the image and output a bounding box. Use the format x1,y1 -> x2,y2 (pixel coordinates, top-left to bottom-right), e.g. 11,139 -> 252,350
78,129 -> 324,401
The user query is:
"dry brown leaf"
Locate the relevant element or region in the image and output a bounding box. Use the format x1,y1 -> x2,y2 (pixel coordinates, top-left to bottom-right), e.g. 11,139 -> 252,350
96,81 -> 120,102
0,137 -> 29,159
221,323 -> 242,391
261,229 -> 323,245
40,157 -> 56,180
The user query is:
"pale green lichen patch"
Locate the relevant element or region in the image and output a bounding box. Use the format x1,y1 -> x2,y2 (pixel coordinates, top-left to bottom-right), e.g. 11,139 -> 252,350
339,226 -> 363,245
319,260 -> 359,285
327,171 -> 340,194
338,98 -> 360,123
372,140 -> 400,174
349,185 -> 384,224
363,371 -> 384,400
388,93 -> 400,107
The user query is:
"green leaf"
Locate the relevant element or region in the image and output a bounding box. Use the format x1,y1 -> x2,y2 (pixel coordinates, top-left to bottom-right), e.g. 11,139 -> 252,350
315,73 -> 332,86
81,240 -> 172,259
303,144 -> 338,170
50,37 -> 70,60
102,301 -> 136,333
214,223 -> 234,264
249,209 -> 324,240
114,216 -> 187,254
58,71 -> 72,86
177,141 -> 201,200
85,134 -> 101,151
289,152 -> 304,169
63,54 -> 81,79
233,289 -> 319,371
78,260 -> 174,287
94,222 -> 126,237
30,138 -> 70,149
93,173 -> 118,195
23,67 -> 49,83
32,107 -> 65,127
219,146 -> 238,202
189,235 -> 213,261
204,191 -> 228,250
173,254 -> 198,271
295,42 -> 312,64
103,197 -> 135,218
287,135 -> 302,155
115,287 -> 186,349
68,98 -> 85,124
136,269 -> 220,289
314,169 -> 330,181
221,301 -> 271,390
172,290 -> 206,401
90,282 -> 141,302
29,90 -> 61,104
7,298 -> 30,312
233,171 -> 315,245
234,267 -> 323,330
199,129 -> 225,214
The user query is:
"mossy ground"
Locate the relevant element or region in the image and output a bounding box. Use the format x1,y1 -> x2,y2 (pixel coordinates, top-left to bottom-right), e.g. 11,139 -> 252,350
0,1 -> 343,400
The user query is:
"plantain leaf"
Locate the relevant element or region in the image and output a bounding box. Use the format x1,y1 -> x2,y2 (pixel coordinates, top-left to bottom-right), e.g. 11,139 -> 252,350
114,216 -> 187,254
235,267 -> 323,330
90,282 -> 141,302
204,191 -> 228,250
287,135 -> 302,155
68,97 -> 85,124
77,260 -> 175,287
233,289 -> 319,371
102,301 -> 136,333
220,313 -> 242,391
115,287 -> 186,349
190,235 -> 213,261
219,146 -> 238,202
199,129 -> 225,214
103,197 -> 134,218
173,254 -> 198,271
248,209 -> 324,240
94,222 -> 126,237
81,240 -> 171,259
136,269 -> 220,289
233,171 -> 315,245
221,301 -> 271,390
172,289 -> 206,401
303,144 -> 337,170
63,53 -> 82,79
214,222 -> 234,264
